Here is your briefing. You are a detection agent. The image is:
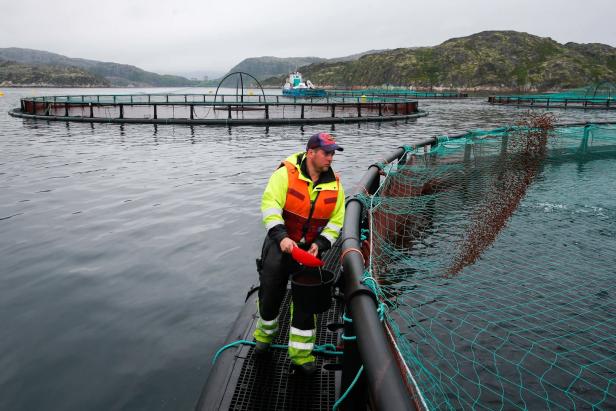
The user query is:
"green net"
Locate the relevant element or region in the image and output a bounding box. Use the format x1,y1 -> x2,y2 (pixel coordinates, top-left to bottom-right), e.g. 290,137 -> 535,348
328,88 -> 463,98
362,121 -> 616,410
503,82 -> 616,102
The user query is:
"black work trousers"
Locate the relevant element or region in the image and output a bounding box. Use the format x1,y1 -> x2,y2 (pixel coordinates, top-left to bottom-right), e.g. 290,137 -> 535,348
257,236 -> 314,330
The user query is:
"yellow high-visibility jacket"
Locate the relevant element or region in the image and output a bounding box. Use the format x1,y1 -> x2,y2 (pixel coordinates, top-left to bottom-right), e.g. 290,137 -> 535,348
261,152 -> 345,247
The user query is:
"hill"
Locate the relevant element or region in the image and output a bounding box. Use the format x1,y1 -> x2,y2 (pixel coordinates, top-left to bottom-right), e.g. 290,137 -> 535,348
262,31 -> 616,91
0,48 -> 198,87
223,56 -> 327,81
219,51 -> 385,84
0,60 -> 110,87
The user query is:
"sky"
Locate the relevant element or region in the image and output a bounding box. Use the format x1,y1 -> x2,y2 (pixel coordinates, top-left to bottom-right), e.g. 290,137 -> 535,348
1,0 -> 615,78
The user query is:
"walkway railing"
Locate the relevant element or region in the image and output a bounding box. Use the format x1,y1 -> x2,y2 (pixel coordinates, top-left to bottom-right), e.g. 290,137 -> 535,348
11,93 -> 427,125
488,95 -> 614,109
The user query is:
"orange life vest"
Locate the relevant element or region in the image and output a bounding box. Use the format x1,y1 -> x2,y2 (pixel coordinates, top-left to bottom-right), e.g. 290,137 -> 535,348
282,160 -> 339,244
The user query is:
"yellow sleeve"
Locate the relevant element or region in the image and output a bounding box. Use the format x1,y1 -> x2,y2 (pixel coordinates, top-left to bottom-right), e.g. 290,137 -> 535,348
320,182 -> 345,246
261,166 -> 288,231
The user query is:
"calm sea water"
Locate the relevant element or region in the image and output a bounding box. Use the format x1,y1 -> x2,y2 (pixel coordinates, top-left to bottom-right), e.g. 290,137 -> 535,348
1,87 -> 614,410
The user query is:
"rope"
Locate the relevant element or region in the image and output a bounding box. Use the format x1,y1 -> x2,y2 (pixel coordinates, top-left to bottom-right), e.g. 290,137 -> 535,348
340,247 -> 364,265
332,366 -> 364,410
340,334 -> 357,341
211,339 -> 254,364
211,339 -> 343,364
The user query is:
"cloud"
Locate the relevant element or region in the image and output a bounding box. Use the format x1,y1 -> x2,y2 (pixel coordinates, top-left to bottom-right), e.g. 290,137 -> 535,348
1,0 -> 614,73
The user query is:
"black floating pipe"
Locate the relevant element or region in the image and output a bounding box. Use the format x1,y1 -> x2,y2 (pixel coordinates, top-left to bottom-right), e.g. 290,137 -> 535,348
341,140 -> 436,411
195,288 -> 260,410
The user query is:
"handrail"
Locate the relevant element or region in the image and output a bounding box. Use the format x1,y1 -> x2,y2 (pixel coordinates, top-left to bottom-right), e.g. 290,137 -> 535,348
20,93 -> 414,105
340,140 -> 436,411
12,93 -> 426,126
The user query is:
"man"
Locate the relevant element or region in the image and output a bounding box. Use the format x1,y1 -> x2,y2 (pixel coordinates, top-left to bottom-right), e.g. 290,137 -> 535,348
254,132 -> 345,375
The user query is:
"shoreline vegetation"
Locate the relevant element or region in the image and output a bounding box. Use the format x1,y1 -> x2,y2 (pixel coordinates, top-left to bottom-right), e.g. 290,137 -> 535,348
2,30 -> 615,92
0,85 -> 514,98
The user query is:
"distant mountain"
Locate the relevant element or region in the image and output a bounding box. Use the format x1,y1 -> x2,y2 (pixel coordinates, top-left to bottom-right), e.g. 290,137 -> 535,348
5,31 -> 615,91
0,60 -> 110,87
223,56 -> 327,82
0,48 -> 198,87
219,52 -> 386,86
164,69 -> 227,82
262,31 -> 616,91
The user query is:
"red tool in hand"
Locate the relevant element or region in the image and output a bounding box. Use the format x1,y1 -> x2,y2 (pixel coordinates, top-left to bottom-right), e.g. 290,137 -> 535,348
291,246 -> 324,267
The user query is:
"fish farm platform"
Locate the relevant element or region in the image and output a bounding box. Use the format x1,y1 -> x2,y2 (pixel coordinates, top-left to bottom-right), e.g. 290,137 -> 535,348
327,89 -> 468,99
488,95 -> 615,110
9,93 -> 427,126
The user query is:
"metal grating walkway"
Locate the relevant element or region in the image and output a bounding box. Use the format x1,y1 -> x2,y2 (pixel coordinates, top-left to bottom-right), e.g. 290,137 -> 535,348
228,244 -> 344,411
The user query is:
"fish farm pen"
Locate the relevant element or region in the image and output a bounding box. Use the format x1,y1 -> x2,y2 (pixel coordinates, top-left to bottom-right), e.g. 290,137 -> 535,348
488,82 -> 616,110
8,93 -> 427,126
327,89 -> 468,99
200,120 -> 616,410
488,95 -> 615,109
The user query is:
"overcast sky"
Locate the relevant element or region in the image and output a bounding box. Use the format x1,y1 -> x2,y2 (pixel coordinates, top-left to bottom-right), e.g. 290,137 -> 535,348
2,0 -> 615,77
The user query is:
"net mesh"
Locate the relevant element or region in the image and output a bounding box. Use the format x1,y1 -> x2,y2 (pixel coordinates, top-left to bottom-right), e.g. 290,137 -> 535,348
362,118 -> 616,410
328,88 -> 464,98
505,82 -> 616,102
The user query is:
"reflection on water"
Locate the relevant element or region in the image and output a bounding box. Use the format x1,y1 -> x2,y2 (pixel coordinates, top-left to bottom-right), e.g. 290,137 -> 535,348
0,88 -> 614,410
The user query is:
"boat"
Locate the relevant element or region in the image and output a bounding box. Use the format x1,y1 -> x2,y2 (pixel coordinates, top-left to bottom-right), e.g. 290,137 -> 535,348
282,72 -> 327,98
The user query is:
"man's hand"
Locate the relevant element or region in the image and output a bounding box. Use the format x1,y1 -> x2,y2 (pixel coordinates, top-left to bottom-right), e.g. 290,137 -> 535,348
308,243 -> 319,256
279,237 -> 297,254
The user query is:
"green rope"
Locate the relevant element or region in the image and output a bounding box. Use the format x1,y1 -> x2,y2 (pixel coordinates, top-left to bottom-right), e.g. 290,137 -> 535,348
313,343 -> 343,355
360,269 -> 389,321
211,339 -> 255,364
361,273 -> 379,295
332,366 -> 364,410
211,339 -> 343,364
